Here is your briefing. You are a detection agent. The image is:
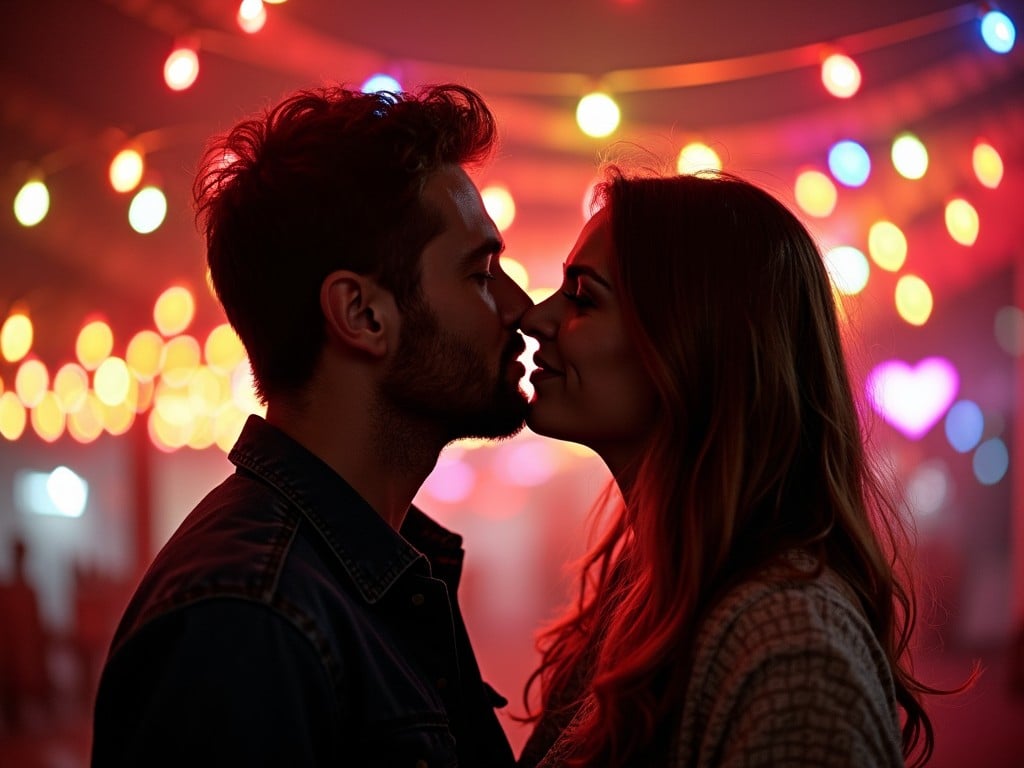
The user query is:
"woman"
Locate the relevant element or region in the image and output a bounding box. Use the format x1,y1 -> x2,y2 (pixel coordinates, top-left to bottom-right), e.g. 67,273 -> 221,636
518,169 -> 946,767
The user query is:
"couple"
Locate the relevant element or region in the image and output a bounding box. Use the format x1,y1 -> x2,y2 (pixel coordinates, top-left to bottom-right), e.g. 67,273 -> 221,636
91,84 -> 935,766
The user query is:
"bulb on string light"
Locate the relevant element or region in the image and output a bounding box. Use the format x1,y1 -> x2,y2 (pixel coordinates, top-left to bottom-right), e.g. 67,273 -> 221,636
361,74 -> 402,94
76,319 -> 114,371
1,313 -> 33,363
164,45 -> 199,91
154,286 -> 197,337
793,169 -> 837,217
981,10 -> 1016,53
15,359 -> 49,408
0,392 -> 28,441
891,133 -> 928,179
676,143 -> 722,175
821,53 -> 861,98
945,198 -> 979,246
823,246 -> 869,295
237,0 -> 267,33
576,92 -> 620,138
129,186 -> 168,234
109,147 -> 145,193
972,141 -> 1003,188
867,220 -> 907,272
13,179 -> 49,227
895,275 -> 933,326
827,140 -> 870,187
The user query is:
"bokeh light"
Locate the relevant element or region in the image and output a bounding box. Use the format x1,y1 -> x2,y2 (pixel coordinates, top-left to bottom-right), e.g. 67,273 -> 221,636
76,320 -> 114,370
973,438 -> 1009,485
793,169 -> 838,217
481,184 -> 516,232
109,147 -> 145,193
501,257 -> 530,292
676,143 -> 722,175
1,313 -> 33,362
15,359 -> 49,408
204,324 -> 246,374
867,220 -> 907,272
361,73 -> 402,93
823,246 -> 869,295
127,329 -> 165,381
866,356 -> 958,440
945,400 -> 984,453
906,460 -> 950,518
972,142 -> 1004,188
0,392 -> 28,440
31,391 -> 65,443
164,46 -> 199,91
891,133 -> 928,179
129,185 -> 168,234
53,363 -> 89,413
161,335 -> 201,387
827,140 -> 871,187
13,180 -> 50,227
154,286 -> 196,337
237,0 -> 267,33
821,53 -> 861,98
981,10 -> 1016,53
576,92 -> 620,138
895,274 -> 933,326
944,198 -> 979,246
67,393 -> 104,444
994,305 -> 1024,356
422,454 -> 476,503
495,441 -> 559,487
94,357 -> 131,407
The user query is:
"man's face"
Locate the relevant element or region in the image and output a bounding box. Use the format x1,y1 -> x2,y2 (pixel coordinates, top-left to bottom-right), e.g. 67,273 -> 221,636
380,165 -> 531,441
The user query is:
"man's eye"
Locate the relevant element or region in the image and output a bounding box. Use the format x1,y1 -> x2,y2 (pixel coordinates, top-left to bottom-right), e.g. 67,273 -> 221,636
473,272 -> 496,284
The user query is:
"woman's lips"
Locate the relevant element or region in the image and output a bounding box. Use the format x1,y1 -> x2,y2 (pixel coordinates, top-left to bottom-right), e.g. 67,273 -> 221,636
530,354 -> 563,382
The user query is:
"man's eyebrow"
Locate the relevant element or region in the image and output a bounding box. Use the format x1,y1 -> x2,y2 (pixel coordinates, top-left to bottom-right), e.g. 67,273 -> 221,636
564,263 -> 611,288
459,236 -> 505,268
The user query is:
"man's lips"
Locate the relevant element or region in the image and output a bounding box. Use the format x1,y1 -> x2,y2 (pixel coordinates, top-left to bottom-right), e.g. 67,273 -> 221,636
531,354 -> 563,376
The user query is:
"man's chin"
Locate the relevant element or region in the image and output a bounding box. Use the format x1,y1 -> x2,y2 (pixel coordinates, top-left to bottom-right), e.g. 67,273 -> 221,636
446,392 -> 529,442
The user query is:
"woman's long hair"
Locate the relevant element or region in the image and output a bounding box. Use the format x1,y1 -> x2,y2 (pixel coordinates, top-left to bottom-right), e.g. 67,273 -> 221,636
525,169 -> 951,766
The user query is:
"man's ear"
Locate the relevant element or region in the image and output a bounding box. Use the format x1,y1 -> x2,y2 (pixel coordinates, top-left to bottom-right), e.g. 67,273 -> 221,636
320,270 -> 395,357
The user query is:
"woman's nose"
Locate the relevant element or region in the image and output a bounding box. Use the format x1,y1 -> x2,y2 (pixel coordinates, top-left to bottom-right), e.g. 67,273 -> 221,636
520,291 -> 559,339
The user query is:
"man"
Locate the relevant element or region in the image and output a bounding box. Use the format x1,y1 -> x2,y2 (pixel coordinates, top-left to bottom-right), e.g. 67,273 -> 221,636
92,84 -> 530,766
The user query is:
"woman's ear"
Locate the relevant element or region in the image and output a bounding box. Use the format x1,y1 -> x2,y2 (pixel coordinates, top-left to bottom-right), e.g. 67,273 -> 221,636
320,270 -> 395,357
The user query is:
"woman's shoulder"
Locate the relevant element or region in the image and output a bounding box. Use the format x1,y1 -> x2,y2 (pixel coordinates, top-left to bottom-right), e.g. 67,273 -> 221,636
690,551 -> 889,687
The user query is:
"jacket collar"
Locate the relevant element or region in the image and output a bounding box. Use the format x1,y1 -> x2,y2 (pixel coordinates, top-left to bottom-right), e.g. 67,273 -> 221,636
229,415 -> 464,603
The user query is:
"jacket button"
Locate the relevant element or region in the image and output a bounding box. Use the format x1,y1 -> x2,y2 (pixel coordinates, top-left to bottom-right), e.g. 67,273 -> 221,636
411,593 -> 425,607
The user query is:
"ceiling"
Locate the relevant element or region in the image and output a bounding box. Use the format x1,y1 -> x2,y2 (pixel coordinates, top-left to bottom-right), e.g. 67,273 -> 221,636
1,0 -> 1022,365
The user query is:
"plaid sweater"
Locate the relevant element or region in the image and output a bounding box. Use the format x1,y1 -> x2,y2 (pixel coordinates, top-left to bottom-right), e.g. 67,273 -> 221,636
520,557 -> 904,767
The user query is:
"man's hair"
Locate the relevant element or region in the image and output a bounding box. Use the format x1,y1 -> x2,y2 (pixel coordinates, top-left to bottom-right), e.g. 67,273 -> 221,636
193,84 -> 497,402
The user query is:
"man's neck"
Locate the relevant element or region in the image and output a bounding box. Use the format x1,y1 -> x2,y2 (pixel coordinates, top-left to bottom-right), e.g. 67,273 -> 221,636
265,394 -> 443,531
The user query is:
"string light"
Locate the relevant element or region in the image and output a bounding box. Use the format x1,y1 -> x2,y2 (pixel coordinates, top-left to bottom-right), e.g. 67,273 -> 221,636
972,141 -> 1004,188
481,184 -> 516,232
793,169 -> 838,217
1,313 -> 33,363
13,179 -> 49,227
867,220 -> 908,271
164,45 -> 199,91
828,140 -> 871,187
895,274 -> 933,325
823,246 -> 870,295
109,147 -> 145,193
821,53 -> 862,98
576,92 -> 620,138
361,74 -> 402,93
128,186 -> 168,234
676,143 -> 722,175
154,286 -> 196,337
944,198 -> 980,245
891,133 -> 929,179
980,10 -> 1016,53
237,0 -> 267,34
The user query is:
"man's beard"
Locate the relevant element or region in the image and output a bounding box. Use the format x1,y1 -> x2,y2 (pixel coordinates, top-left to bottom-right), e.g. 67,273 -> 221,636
379,298 -> 528,445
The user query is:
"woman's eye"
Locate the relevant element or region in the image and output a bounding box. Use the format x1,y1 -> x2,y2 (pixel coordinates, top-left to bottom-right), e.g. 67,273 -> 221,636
561,290 -> 594,308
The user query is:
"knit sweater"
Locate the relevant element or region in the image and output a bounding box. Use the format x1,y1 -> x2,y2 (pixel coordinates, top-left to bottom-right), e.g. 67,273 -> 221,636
519,558 -> 905,767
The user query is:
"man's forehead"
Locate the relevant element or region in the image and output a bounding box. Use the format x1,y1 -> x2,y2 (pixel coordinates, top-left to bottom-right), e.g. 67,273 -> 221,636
422,165 -> 498,240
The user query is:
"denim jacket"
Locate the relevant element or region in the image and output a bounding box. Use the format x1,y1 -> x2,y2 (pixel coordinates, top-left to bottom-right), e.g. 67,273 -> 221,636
92,415 -> 516,767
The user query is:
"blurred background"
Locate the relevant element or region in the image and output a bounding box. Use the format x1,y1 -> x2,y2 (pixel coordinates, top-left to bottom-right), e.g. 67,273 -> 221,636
0,0 -> 1022,765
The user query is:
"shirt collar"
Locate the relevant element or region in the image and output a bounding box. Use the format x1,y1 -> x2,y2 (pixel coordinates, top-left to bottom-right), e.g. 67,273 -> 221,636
228,415 -> 464,604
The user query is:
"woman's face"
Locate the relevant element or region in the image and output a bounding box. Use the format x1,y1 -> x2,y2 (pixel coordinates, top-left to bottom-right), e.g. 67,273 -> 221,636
521,209 -> 659,470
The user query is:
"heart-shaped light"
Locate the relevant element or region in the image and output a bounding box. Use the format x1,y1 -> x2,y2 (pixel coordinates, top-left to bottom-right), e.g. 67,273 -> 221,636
865,357 -> 960,440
